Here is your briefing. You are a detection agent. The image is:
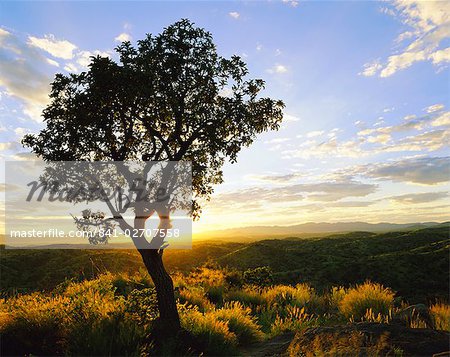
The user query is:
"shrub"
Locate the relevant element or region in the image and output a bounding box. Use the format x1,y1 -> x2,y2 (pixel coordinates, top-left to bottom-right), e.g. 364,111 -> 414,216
0,275 -> 147,356
329,286 -> 346,311
224,287 -> 265,306
224,270 -> 243,289
430,303 -> 450,331
243,266 -> 274,287
205,285 -> 224,305
262,283 -> 316,309
339,282 -> 394,321
0,293 -> 69,355
125,288 -> 159,325
179,304 -> 238,355
270,305 -> 316,337
212,302 -> 264,345
178,288 -> 214,312
66,311 -> 144,356
186,267 -> 227,287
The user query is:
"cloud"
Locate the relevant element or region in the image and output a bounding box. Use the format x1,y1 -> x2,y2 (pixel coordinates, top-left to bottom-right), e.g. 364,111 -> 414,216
283,137 -> 364,159
211,179 -> 377,209
306,130 -> 324,138
248,172 -> 303,183
46,58 -> 59,67
359,60 -> 383,77
267,64 -> 288,74
367,134 -> 391,144
361,1 -> 450,77
431,111 -> 450,127
426,103 -> 445,113
0,28 -> 112,121
283,113 -> 301,122
264,138 -> 291,144
382,129 -> 450,153
282,107 -> 450,160
0,141 -> 21,151
0,29 -> 52,121
211,177 -> 378,211
75,50 -> 111,69
229,12 -> 240,19
282,0 -> 299,7
27,34 -> 77,59
388,191 -> 449,204
360,156 -> 450,185
115,32 -> 132,42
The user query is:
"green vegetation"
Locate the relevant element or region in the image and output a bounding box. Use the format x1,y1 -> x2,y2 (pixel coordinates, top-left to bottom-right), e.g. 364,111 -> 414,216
1,225 -> 448,355
1,268 -> 449,356
2,225 -> 448,302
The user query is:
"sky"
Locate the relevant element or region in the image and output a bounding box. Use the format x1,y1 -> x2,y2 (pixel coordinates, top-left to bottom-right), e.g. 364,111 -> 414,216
0,0 -> 449,235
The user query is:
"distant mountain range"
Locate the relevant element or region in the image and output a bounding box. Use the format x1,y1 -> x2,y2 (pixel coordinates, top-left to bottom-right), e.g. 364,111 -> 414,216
198,221 -> 448,240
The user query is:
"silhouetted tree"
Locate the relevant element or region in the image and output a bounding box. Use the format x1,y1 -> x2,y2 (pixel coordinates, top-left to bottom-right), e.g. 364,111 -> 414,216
23,19 -> 284,332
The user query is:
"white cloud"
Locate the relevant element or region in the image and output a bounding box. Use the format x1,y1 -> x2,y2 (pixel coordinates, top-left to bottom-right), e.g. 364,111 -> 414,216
431,111 -> 450,127
75,50 -> 110,69
428,47 -> 450,64
229,12 -> 240,19
367,134 -> 391,144
283,113 -> 301,122
359,60 -> 382,77
404,114 -> 417,120
362,1 -> 450,77
46,58 -> 59,67
114,32 -> 132,42
426,103 -> 445,113
27,34 -> 77,59
0,141 -> 21,151
306,130 -> 324,138
264,138 -> 291,144
0,31 -> 51,121
256,43 -> 263,51
361,156 -> 450,185
282,0 -> 299,7
388,191 -> 449,204
267,64 -> 288,74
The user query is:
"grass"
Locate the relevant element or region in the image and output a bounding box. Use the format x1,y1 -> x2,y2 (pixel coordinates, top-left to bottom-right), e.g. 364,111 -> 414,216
1,267 -> 448,356
430,303 -> 450,331
0,226 -> 448,355
338,281 -> 395,321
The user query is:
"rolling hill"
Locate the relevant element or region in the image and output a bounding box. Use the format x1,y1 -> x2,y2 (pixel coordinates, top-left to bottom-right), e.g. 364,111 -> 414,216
1,224 -> 448,303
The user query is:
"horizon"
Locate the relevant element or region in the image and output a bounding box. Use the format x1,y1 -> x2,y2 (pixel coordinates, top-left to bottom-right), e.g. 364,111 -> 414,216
1,1 -> 449,236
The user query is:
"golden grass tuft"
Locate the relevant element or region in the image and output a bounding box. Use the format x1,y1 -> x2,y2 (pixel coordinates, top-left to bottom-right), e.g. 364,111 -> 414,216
430,303 -> 450,331
338,281 -> 394,321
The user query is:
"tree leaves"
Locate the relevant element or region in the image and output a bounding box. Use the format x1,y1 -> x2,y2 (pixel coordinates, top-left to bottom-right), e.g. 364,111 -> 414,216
22,19 -> 285,218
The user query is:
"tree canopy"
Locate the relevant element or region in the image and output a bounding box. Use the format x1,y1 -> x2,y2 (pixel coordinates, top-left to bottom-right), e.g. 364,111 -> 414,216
23,19 -> 284,218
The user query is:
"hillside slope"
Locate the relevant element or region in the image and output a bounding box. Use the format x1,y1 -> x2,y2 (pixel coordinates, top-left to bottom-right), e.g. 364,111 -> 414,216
1,225 -> 448,302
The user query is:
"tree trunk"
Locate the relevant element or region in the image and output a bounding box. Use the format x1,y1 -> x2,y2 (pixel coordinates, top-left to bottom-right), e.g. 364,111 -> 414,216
138,248 -> 181,330
134,212 -> 181,332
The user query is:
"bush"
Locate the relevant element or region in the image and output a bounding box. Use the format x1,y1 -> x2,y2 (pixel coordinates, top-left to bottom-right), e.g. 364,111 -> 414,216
243,266 -> 274,287
125,288 -> 159,325
0,293 -> 69,355
178,288 -> 214,312
338,282 -> 394,321
212,302 -> 264,345
430,303 -> 450,331
0,275 -> 147,356
179,304 -> 238,356
224,287 -> 265,306
262,283 -> 316,309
